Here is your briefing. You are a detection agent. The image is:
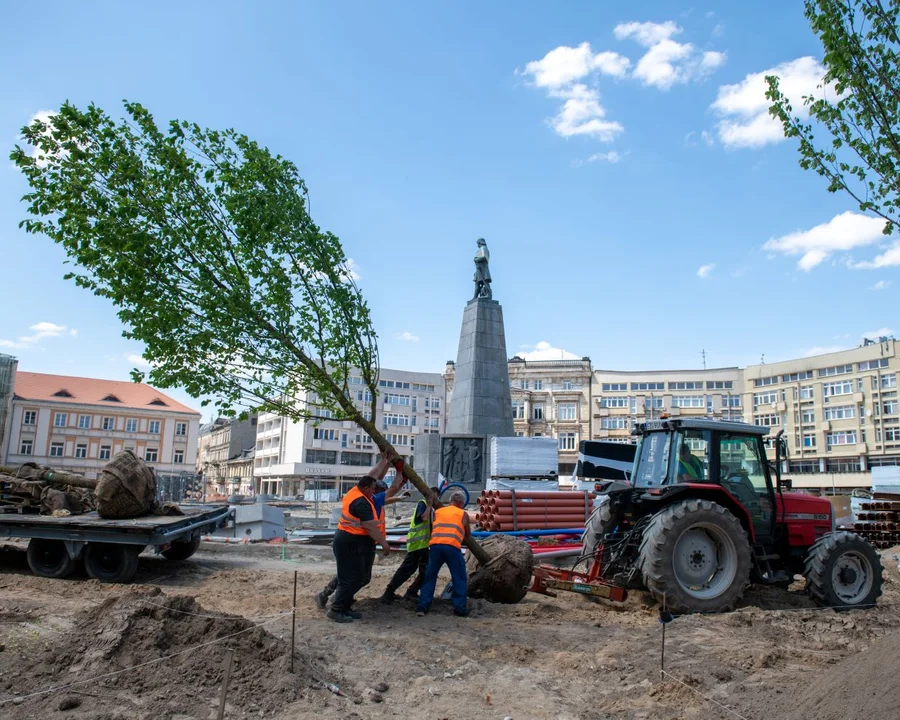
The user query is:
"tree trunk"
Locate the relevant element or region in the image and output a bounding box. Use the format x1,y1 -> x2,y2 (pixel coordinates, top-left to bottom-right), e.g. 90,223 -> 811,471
355,415 -> 492,566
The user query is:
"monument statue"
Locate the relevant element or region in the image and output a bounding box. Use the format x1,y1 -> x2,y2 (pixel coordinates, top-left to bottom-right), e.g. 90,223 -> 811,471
473,238 -> 492,300
440,436 -> 485,483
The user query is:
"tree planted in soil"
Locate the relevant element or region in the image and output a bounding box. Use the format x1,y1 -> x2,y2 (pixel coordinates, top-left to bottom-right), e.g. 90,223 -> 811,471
10,101 -> 495,563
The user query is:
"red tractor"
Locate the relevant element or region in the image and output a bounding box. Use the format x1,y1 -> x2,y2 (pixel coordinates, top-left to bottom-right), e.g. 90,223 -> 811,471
534,418 -> 883,613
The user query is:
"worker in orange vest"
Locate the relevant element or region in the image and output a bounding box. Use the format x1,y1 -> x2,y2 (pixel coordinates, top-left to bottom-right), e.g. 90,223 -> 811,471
324,452 -> 400,623
416,491 -> 471,618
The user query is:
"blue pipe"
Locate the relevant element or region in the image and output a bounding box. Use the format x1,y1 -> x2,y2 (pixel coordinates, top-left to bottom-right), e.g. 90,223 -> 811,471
471,528 -> 583,538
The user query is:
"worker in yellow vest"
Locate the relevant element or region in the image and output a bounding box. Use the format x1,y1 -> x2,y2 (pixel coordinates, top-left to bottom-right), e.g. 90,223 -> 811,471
416,491 -> 471,618
380,485 -> 440,604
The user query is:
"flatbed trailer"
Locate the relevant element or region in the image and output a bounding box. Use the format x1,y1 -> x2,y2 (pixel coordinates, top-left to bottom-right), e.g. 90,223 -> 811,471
0,504 -> 232,583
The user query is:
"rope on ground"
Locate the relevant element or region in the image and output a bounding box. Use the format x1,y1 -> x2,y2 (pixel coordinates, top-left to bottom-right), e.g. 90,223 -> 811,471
659,670 -> 751,720
0,609 -> 294,707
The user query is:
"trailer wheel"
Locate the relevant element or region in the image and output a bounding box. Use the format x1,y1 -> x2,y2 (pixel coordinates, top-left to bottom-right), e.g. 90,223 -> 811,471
27,539 -> 77,579
84,543 -> 140,583
161,538 -> 201,562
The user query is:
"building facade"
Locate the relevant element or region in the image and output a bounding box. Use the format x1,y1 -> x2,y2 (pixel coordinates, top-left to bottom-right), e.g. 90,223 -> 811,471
0,354 -> 17,462
5,372 -> 200,477
197,416 -> 257,497
254,368 -> 445,496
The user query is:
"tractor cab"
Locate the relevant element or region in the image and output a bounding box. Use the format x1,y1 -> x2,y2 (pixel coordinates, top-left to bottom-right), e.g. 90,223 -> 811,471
630,418 -> 778,543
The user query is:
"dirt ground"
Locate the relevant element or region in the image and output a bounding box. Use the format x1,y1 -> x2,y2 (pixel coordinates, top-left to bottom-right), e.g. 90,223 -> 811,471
2,541 -> 900,720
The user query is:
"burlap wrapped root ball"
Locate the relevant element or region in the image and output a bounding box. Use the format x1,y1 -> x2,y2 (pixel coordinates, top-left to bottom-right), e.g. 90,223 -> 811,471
95,450 -> 157,519
465,534 -> 534,604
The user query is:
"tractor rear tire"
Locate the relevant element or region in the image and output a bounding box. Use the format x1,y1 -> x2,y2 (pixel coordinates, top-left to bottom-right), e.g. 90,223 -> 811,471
582,495 -> 616,554
639,499 -> 751,614
804,531 -> 883,610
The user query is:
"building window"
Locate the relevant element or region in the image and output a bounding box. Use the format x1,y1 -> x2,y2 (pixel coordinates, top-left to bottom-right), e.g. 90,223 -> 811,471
99,445 -> 111,460
801,410 -> 816,424
826,431 -> 857,448
313,428 -> 337,441
520,380 -> 530,390
754,376 -> 778,387
601,397 -> 628,408
672,396 -> 704,408
102,416 -> 115,431
669,381 -> 703,390
563,381 -> 574,390
50,442 -> 64,457
859,358 -> 889,371
601,417 -> 628,429
78,414 -> 91,429
885,400 -> 899,415
558,432 -> 577,451
19,439 -> 33,455
753,414 -> 780,427
819,364 -> 854,377
125,418 -> 138,433
384,394 -> 411,406
630,396 -> 637,414
148,420 -> 160,434
706,381 -> 734,390
175,422 -> 187,436
145,448 -> 158,463
631,382 -> 665,391
533,404 -> 543,421
386,434 -> 410,446
23,410 -> 37,426
753,391 -> 778,406
602,383 -> 627,392
646,397 -> 665,409
340,451 -> 373,466
800,386 -> 814,400
886,428 -> 900,442
824,406 -> 856,421
802,434 -> 816,448
883,374 -> 897,389
382,414 -> 411,427
54,413 -> 67,428
357,389 -> 372,403
512,401 -> 525,420
173,449 -> 184,464
725,396 -> 742,408
558,403 -> 577,421
75,444 -> 87,459
533,380 -> 543,390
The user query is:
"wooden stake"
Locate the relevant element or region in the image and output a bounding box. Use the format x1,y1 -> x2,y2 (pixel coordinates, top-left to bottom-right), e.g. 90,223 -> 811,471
217,649 -> 234,720
291,570 -> 298,673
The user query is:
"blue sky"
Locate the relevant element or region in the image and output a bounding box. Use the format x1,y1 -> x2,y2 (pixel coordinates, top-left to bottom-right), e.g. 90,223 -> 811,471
0,1 -> 896,416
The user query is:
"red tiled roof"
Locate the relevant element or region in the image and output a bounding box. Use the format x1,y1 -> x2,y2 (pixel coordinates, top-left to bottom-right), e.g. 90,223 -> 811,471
13,371 -> 199,415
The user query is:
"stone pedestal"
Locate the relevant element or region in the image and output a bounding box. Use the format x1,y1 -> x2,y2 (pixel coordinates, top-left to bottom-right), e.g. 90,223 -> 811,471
445,298 -> 514,437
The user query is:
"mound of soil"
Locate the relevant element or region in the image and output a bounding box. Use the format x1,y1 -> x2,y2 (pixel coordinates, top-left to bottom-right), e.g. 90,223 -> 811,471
2,587 -> 328,718
466,534 -> 534,604
786,630 -> 900,720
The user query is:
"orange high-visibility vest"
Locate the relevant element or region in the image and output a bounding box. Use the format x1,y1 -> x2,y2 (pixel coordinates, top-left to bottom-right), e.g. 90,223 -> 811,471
430,505 -> 466,549
337,487 -> 377,536
378,506 -> 386,537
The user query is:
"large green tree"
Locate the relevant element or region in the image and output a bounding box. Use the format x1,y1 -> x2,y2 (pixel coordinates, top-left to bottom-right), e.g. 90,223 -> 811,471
11,101 -> 491,563
767,0 -> 900,234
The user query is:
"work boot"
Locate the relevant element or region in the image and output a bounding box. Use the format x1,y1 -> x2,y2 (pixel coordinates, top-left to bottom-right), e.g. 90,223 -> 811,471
326,609 -> 353,623
314,592 -> 328,610
379,591 -> 397,605
345,609 -> 363,619
402,590 -> 419,602
454,609 -> 470,618
416,610 -> 426,618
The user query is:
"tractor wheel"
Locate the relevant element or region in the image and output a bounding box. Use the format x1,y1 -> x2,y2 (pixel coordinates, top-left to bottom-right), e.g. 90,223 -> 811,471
581,495 -> 617,553
639,499 -> 751,614
161,538 -> 201,562
804,531 -> 883,610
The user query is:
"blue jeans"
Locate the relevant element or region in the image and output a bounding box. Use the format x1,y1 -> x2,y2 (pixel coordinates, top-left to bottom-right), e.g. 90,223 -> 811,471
416,544 -> 468,614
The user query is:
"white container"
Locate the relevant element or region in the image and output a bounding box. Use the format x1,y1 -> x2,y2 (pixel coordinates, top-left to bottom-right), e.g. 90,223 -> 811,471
490,437 -> 558,477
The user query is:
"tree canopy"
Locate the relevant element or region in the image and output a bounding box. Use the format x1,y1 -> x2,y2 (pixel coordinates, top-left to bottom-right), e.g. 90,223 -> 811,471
767,0 -> 900,234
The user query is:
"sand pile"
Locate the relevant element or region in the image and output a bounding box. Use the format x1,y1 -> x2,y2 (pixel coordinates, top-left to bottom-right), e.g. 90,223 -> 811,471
466,534 -> 534,603
786,630 -> 900,720
4,587 -> 327,718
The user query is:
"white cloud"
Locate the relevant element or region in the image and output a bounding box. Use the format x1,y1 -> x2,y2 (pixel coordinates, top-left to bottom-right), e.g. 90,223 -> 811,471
701,130 -> 714,146
871,280 -> 892,290
549,84 -> 624,140
344,258 -> 361,282
615,21 -> 725,90
522,42 -> 631,89
850,241 -> 900,270
125,352 -> 153,369
862,327 -> 895,340
696,263 -> 716,278
588,150 -> 622,163
763,212 -> 885,271
0,321 -> 75,350
516,341 -> 580,361
397,331 -> 420,343
710,56 -> 828,148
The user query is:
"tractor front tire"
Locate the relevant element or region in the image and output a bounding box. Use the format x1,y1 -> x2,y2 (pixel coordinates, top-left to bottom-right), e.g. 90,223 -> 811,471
582,495 -> 617,554
639,499 -> 751,614
804,531 -> 883,610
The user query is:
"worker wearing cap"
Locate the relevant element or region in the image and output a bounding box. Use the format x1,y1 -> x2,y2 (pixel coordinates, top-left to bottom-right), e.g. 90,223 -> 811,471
677,443 -> 705,482
380,485 -> 439,604
416,491 -> 471,618
316,453 -> 403,622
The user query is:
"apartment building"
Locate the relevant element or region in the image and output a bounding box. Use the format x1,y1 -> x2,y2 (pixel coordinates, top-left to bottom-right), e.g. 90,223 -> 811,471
196,416 -> 257,496
0,354 -> 17,462
5,371 -> 200,477
741,338 -> 898,487
592,366 -> 745,442
254,368 -> 445,496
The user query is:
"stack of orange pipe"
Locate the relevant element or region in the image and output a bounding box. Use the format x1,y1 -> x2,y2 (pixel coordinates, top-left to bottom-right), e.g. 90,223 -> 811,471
475,490 -> 594,531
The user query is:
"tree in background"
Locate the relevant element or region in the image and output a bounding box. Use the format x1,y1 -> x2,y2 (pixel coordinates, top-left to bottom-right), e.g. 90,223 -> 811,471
11,101 -> 491,563
767,0 -> 900,233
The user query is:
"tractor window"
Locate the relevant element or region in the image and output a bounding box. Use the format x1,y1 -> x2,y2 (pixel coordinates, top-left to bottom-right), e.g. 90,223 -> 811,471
674,429 -> 711,483
718,434 -> 770,502
632,432 -> 671,488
